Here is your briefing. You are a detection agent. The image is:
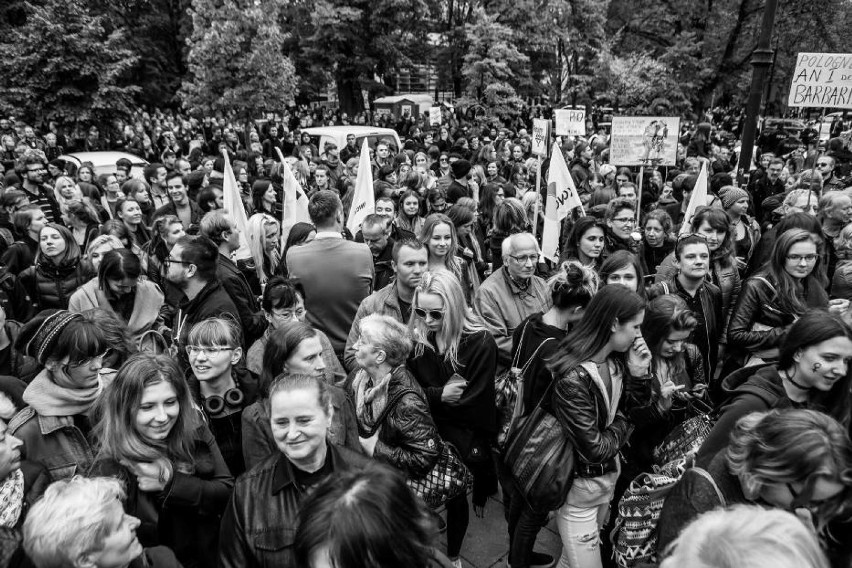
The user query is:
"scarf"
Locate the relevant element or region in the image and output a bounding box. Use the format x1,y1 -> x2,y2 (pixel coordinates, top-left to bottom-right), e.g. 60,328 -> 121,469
23,369 -> 103,417
0,469 -> 23,529
352,368 -> 395,433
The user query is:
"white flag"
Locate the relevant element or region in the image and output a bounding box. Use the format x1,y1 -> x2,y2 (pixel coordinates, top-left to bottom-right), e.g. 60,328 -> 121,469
275,148 -> 311,248
541,143 -> 585,262
222,150 -> 251,260
679,161 -> 709,236
346,139 -> 375,234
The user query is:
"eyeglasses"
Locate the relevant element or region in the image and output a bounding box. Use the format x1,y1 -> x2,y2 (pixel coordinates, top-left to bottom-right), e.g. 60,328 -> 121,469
509,254 -> 538,264
786,254 -> 818,263
816,162 -> 832,168
612,217 -> 635,225
186,345 -> 234,357
163,257 -> 193,268
414,307 -> 445,320
69,349 -> 112,368
270,307 -> 305,320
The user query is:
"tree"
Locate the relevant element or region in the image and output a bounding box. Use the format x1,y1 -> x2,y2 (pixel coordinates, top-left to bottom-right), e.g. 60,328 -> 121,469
595,48 -> 691,115
458,7 -> 529,120
181,0 -> 297,138
0,0 -> 139,125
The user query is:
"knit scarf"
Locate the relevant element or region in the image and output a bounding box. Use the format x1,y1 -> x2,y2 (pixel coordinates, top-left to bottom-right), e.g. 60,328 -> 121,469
23,369 -> 104,417
352,368 -> 395,433
0,469 -> 23,529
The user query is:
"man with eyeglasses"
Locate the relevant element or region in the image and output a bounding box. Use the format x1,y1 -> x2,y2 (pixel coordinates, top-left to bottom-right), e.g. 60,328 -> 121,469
12,150 -> 61,224
164,235 -> 240,366
817,156 -> 846,192
474,232 -> 550,373
748,157 -> 785,225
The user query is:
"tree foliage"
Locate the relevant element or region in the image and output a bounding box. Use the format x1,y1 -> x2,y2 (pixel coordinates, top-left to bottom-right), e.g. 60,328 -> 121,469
181,0 -> 297,121
0,0 -> 139,124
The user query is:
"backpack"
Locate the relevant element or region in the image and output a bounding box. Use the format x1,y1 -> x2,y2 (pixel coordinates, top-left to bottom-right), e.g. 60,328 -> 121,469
611,464 -> 725,568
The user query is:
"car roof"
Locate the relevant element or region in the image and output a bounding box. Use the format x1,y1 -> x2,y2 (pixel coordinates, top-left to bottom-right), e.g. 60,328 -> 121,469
58,151 -> 149,166
302,126 -> 399,137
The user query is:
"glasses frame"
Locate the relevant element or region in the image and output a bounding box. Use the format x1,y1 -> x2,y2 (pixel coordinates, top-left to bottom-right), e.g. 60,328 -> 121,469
414,306 -> 445,321
186,345 -> 235,357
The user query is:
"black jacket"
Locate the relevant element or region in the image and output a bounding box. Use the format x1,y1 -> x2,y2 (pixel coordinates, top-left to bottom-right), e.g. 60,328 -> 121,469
17,257 -> 88,317
217,254 -> 266,346
217,445 -> 370,568
511,313 -> 567,414
0,238 -> 37,277
173,281 -> 240,368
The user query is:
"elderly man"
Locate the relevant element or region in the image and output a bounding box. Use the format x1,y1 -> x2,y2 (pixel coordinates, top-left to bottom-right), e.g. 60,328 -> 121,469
474,232 -> 550,372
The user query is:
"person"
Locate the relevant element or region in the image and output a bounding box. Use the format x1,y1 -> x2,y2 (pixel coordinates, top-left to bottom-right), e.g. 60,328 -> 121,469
474,233 -> 550,372
89,353 -> 233,568
9,310 -> 109,483
185,317 -> 259,477
83,235 -> 125,273
817,191 -> 852,281
719,186 -> 761,274
115,198 -> 151,249
489,199 -> 529,271
241,320 -> 360,470
122,179 -> 157,227
0,303 -> 39,383
141,215 -> 185,308
286,190 -> 373,358
164,235 -> 240,356
831,223 -> 852,299
348,314 -> 440,482
603,198 -> 642,261
0,206 -> 44,276
17,224 -> 89,317
294,463 -> 455,568
599,250 -> 646,297
13,151 -> 61,224
647,233 -> 724,383
242,213 -> 281,294
560,216 -> 607,270
659,505 -> 830,568
218,373 -> 370,568
396,189 -> 425,237
247,277 -> 343,383
698,310 -> 852,464
251,179 -> 278,217
505,261 -> 598,568
360,214 -> 395,291
420,213 -> 475,302
62,200 -> 100,252
279,221 -> 315,277
727,229 -> 834,368
746,211 -> 821,279
545,284 -> 655,568
200,211 -> 266,346
154,172 -> 203,232
68,249 -> 165,344
642,210 -> 675,278
407,271 -> 498,566
657,410 -> 852,555
22,476 -> 182,568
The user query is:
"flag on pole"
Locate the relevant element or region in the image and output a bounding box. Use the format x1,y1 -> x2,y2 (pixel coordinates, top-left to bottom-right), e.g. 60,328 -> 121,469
541,143 -> 585,262
346,139 -> 374,234
222,149 -> 251,260
275,149 -> 311,248
679,161 -> 709,236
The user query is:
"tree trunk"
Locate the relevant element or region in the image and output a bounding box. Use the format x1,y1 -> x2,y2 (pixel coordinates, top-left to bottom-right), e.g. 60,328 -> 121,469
337,78 -> 364,116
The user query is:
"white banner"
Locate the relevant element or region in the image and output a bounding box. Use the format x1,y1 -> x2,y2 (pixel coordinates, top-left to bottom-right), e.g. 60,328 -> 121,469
531,118 -> 549,157
788,53 -> 852,109
429,107 -> 442,126
554,109 -> 586,137
346,139 -> 375,234
609,116 -> 680,166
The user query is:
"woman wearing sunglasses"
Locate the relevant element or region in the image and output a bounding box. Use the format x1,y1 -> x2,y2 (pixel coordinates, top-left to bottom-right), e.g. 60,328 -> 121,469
9,310 -> 109,484
407,270 -> 498,567
186,317 -> 259,476
658,409 -> 852,560
90,353 -> 233,568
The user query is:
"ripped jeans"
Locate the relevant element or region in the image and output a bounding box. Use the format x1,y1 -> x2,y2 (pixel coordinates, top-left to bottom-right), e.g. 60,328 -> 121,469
556,470 -> 619,568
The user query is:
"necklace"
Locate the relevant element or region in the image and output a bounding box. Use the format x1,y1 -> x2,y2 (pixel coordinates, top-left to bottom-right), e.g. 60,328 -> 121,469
783,368 -> 812,391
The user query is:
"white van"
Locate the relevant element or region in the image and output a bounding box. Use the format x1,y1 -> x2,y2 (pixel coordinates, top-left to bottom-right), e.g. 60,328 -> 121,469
302,126 -> 402,155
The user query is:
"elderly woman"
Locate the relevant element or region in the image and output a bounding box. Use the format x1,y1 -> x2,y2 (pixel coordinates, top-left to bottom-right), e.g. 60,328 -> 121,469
348,314 -> 439,481
817,191 -> 852,280
22,476 -> 181,568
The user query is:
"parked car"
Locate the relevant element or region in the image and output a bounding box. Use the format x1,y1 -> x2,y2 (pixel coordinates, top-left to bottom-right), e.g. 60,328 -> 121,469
58,151 -> 149,179
302,126 -> 402,155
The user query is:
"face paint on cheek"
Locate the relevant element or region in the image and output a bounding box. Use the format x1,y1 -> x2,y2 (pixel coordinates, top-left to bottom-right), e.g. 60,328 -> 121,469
813,362 -> 822,373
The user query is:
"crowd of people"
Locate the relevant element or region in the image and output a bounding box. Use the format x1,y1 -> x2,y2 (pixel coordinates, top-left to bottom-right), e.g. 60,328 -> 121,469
0,104 -> 847,568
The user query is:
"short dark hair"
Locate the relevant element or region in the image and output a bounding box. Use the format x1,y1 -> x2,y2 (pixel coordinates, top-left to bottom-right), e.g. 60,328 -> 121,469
308,190 -> 342,226
115,158 -> 133,173
391,238 -> 426,262
98,249 -> 141,290
165,171 -> 186,187
143,163 -> 164,182
675,234 -> 710,260
12,205 -> 41,236
175,235 -> 218,281
197,187 -> 220,213
262,276 -> 305,312
199,210 -> 231,244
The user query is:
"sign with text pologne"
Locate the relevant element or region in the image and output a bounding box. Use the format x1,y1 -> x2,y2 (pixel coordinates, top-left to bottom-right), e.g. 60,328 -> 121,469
788,53 -> 852,109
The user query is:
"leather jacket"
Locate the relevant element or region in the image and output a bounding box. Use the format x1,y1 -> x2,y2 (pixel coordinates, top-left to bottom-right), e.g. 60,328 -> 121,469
656,253 -> 740,332
17,256 -> 89,317
217,445 -> 370,568
547,360 -> 659,468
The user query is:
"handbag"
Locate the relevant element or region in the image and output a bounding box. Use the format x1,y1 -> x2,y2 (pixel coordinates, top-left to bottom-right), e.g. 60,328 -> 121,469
652,401 -> 714,468
137,329 -> 173,356
373,388 -> 472,508
502,369 -> 575,512
745,276 -> 782,365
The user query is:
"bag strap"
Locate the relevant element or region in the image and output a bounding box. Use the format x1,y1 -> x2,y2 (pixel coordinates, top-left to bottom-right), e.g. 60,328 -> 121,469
511,337 -> 556,418
660,281 -> 670,295
691,466 -> 727,507
372,388 -> 422,430
518,337 -> 555,377
510,320 -> 531,370
752,275 -> 777,299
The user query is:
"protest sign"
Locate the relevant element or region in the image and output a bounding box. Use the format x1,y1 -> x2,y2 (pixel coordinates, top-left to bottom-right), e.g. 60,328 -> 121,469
531,118 -> 549,157
554,109 -> 586,136
788,53 -> 852,109
429,107 -> 442,126
609,117 -> 680,166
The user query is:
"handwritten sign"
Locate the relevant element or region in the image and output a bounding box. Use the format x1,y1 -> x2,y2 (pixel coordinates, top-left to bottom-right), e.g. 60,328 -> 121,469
788,53 -> 852,109
531,118 -> 549,157
554,109 -> 586,136
429,107 -> 442,126
609,116 -> 680,166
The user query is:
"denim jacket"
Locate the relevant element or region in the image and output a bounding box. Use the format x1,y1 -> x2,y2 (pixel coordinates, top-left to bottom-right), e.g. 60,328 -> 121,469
9,408 -> 94,483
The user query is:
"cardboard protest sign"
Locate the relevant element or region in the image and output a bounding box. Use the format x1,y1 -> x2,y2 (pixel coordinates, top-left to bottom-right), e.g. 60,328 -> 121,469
531,118 -> 549,157
788,53 -> 852,109
554,109 -> 586,136
429,107 -> 442,126
609,117 -> 680,166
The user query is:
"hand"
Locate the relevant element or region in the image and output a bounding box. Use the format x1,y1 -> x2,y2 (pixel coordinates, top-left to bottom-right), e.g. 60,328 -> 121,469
627,336 -> 652,376
359,433 -> 379,456
441,380 -> 467,405
657,380 -> 684,412
828,298 -> 850,314
128,459 -> 172,493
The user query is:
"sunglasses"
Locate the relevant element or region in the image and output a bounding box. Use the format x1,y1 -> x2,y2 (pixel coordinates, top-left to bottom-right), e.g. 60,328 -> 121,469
414,307 -> 445,320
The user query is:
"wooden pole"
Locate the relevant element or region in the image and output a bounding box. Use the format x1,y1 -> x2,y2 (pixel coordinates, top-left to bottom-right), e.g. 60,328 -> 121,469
532,154 -> 543,238
635,165 -> 645,224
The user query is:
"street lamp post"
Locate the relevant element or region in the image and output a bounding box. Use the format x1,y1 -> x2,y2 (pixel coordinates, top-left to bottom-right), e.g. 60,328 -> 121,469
736,0 -> 779,187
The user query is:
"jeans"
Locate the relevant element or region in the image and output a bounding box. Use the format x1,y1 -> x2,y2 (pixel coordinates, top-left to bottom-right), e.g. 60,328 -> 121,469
556,470 -> 619,568
507,481 -> 550,568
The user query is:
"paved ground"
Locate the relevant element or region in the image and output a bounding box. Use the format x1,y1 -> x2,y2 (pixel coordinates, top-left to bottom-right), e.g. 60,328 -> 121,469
435,491 -> 564,568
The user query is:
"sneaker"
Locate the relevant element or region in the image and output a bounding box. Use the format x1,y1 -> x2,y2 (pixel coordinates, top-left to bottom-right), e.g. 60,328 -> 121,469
530,552 -> 555,568
450,558 -> 463,568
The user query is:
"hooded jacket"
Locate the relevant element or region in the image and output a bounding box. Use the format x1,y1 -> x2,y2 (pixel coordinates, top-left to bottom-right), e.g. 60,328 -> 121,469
17,256 -> 89,318
68,278 -> 165,343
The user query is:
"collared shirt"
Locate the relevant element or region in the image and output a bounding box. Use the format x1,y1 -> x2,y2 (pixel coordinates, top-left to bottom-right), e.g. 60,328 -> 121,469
313,230 -> 343,240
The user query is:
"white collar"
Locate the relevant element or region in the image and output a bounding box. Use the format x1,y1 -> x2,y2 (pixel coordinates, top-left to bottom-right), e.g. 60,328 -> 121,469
314,231 -> 343,240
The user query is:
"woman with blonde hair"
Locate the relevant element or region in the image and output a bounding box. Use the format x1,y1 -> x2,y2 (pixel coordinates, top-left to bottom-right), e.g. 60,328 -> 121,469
419,213 -> 474,302
84,234 -> 125,272
242,212 -> 281,294
407,270 -> 498,566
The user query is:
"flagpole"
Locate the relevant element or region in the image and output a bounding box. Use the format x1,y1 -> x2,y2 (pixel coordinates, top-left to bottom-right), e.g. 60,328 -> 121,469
532,154 -> 543,238
635,165 -> 645,224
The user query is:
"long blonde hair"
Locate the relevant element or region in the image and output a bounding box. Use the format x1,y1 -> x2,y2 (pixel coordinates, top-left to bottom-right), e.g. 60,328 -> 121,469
409,270 -> 485,369
246,213 -> 281,287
